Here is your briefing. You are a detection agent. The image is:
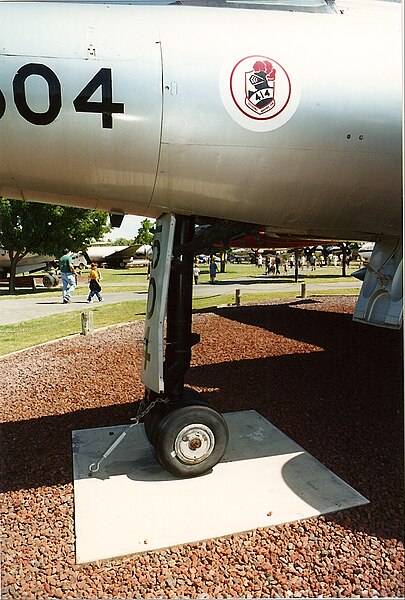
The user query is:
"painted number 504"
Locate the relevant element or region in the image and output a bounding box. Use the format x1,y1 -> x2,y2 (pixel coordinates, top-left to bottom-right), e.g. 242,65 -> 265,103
0,63 -> 124,128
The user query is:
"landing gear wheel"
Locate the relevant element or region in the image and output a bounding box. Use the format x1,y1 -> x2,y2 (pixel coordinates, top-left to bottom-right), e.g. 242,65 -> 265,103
153,405 -> 229,478
143,391 -> 208,447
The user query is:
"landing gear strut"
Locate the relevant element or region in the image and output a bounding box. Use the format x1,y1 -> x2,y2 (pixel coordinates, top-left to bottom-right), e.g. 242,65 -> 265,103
142,214 -> 229,477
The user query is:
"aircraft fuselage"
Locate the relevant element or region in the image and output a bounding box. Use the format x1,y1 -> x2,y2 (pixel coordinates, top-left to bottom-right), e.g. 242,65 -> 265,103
0,1 -> 402,241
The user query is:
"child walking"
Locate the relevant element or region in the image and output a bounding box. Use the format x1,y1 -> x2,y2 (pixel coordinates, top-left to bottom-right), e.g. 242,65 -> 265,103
87,263 -> 103,302
193,263 -> 200,285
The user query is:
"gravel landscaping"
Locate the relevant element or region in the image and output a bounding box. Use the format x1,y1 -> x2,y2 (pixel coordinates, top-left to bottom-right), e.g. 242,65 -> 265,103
1,296 -> 403,598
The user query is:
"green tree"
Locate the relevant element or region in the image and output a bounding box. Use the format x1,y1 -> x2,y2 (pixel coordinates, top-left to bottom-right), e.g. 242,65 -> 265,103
135,218 -> 154,245
0,198 -> 110,293
109,237 -> 133,246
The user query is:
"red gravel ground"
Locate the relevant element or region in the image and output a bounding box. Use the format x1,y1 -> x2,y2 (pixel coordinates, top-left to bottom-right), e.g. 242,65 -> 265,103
1,296 -> 403,598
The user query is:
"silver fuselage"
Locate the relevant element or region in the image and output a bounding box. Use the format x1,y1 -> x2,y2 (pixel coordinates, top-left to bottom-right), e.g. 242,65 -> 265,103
0,1 -> 402,240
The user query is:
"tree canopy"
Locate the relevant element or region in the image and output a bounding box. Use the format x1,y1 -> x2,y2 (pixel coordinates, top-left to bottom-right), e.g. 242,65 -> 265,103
106,237 -> 133,246
134,218 -> 154,245
0,198 -> 110,291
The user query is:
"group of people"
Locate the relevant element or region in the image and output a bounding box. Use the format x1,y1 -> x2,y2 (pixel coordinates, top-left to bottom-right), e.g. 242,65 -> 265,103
59,250 -> 219,304
193,258 -> 218,285
260,255 -> 282,275
58,245 -> 353,305
256,252 -> 347,273
59,249 -> 103,304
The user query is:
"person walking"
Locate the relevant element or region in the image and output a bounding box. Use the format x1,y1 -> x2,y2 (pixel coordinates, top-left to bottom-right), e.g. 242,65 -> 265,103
87,262 -> 103,302
193,263 -> 200,285
59,248 -> 77,304
209,257 -> 218,284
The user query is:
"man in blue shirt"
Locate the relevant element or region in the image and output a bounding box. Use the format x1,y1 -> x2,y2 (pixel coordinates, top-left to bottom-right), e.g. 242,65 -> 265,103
59,249 -> 77,304
209,257 -> 218,284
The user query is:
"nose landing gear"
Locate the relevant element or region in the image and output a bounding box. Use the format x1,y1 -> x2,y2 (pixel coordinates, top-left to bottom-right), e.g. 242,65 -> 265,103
141,214 -> 229,478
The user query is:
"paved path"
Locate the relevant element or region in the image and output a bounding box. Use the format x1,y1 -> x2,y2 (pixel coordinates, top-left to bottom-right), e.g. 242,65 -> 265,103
0,277 -> 361,326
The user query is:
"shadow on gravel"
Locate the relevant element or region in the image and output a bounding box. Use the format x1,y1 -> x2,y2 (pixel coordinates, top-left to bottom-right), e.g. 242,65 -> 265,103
188,301 -> 403,541
1,299 -> 403,542
1,401 -> 139,492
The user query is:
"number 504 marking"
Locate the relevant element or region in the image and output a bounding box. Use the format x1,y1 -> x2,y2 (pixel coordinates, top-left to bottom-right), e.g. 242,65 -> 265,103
0,63 -> 124,128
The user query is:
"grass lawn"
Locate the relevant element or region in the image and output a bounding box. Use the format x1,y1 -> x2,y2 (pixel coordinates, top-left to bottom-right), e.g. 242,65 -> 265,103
0,263 -> 361,300
0,299 -> 148,356
0,286 -> 359,357
0,266 -> 150,300
0,261 -> 362,355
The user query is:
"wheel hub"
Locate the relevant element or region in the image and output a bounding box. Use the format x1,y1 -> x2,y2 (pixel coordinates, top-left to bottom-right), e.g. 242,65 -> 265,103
174,423 -> 215,464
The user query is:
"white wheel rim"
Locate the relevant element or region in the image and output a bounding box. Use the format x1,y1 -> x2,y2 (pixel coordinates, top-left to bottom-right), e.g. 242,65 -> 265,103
173,423 -> 215,464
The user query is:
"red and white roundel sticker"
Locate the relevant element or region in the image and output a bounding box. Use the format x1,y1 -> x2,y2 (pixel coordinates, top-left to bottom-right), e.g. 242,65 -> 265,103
221,54 -> 299,132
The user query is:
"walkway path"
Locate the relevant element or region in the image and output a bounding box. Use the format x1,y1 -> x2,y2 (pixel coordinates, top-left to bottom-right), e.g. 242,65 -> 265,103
0,277 -> 361,326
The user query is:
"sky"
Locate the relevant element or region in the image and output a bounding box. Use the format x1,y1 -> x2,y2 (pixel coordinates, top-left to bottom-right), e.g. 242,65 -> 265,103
103,214 -> 152,242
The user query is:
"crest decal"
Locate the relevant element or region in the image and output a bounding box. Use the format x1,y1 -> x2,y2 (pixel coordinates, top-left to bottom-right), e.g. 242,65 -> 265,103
220,54 -> 298,131
245,59 -> 276,115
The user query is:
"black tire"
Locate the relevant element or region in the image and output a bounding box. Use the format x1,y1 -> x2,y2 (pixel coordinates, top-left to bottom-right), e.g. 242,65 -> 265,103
42,273 -> 53,288
154,405 -> 229,478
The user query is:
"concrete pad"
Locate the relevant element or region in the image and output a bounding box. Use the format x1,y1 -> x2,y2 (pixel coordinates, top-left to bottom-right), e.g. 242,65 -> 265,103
72,410 -> 368,564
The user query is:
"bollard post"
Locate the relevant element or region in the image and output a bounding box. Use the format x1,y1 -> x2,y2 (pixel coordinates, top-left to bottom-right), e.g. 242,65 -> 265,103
235,289 -> 241,306
301,283 -> 307,299
81,311 -> 94,336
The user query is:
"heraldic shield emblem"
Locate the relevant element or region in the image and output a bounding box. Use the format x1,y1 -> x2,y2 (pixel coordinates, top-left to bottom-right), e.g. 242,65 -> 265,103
227,55 -> 294,127
245,59 -> 276,115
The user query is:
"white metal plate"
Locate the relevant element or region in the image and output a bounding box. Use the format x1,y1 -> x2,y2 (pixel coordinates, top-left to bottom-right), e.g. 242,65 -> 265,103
72,411 -> 368,564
